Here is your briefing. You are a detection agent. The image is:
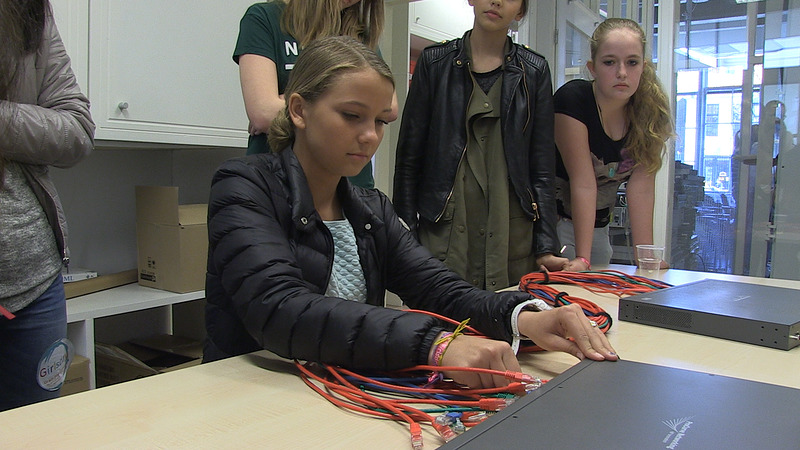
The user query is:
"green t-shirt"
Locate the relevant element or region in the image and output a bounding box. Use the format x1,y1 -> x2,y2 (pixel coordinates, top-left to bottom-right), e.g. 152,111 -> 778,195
233,1 -> 374,188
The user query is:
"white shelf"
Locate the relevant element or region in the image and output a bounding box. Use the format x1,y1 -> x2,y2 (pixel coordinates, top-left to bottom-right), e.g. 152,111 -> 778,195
67,283 -> 204,322
65,283 -> 205,390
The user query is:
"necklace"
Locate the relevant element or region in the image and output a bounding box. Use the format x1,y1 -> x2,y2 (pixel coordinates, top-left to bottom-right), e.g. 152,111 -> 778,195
592,82 -> 628,142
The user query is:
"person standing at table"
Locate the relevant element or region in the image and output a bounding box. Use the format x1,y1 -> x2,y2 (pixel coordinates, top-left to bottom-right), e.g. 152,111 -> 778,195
0,0 -> 95,411
554,18 -> 673,271
204,36 -> 617,390
393,0 -> 565,290
234,0 -> 388,189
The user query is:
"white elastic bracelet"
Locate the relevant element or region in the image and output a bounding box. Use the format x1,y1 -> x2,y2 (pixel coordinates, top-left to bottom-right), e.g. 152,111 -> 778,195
510,298 -> 552,354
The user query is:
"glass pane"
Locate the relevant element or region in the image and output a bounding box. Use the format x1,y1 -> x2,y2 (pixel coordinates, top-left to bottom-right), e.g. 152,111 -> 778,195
565,24 -> 592,82
670,0 -> 800,281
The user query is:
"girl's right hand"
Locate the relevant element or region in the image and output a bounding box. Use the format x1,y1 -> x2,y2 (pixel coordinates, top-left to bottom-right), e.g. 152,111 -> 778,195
563,257 -> 591,272
435,335 -> 521,389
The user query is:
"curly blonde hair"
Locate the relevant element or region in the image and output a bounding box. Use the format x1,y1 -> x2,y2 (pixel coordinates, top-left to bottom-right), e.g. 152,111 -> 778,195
590,18 -> 673,174
281,0 -> 384,50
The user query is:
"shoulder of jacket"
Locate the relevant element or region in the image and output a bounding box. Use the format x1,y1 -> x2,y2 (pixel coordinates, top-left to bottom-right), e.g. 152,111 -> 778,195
420,38 -> 460,63
350,185 -> 390,210
514,44 -> 549,72
220,154 -> 283,186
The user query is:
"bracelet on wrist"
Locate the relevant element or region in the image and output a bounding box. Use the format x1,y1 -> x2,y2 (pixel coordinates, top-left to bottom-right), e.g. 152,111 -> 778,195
576,256 -> 591,270
431,318 -> 471,366
432,332 -> 453,366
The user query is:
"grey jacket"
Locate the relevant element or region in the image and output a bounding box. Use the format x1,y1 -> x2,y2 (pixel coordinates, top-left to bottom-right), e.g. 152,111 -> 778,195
1,12 -> 95,265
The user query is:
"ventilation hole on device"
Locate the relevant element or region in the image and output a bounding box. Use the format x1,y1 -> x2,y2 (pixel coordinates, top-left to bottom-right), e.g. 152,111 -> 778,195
634,306 -> 692,329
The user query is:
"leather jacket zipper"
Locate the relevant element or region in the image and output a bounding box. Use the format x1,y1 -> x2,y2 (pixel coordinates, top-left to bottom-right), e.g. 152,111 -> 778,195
527,188 -> 540,222
436,68 -> 475,223
520,61 -> 531,133
435,145 -> 467,223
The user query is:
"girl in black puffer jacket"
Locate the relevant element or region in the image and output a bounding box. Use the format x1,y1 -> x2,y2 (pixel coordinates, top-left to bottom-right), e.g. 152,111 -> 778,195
204,36 -> 617,389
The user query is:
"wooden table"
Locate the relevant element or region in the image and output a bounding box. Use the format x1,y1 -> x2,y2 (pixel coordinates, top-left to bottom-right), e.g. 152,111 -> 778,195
3,265 -> 799,448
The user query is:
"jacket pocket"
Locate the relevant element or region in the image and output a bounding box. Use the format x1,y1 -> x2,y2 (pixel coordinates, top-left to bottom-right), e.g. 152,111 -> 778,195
418,199 -> 456,260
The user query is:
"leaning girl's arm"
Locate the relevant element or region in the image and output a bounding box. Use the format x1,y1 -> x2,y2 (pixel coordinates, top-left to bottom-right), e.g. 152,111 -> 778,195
625,166 -> 658,256
238,54 -> 285,135
554,113 -> 597,268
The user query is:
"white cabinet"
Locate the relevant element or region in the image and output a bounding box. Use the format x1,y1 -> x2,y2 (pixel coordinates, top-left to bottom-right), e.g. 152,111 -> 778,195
50,0 -> 89,91
52,0 -> 252,147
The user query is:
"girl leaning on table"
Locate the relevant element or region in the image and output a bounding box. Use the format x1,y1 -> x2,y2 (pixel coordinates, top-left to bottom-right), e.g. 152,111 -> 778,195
203,36 -> 617,389
554,18 -> 673,271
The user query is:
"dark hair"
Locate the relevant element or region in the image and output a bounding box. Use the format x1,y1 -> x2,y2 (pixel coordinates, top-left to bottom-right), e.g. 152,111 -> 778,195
268,35 -> 394,152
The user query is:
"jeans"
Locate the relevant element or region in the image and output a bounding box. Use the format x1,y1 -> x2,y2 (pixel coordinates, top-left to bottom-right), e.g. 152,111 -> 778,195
0,276 -> 67,411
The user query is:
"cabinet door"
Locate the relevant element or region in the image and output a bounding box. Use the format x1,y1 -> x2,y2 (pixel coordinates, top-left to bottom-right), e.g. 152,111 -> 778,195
51,0 -> 89,92
409,0 -> 474,42
89,1 -> 251,147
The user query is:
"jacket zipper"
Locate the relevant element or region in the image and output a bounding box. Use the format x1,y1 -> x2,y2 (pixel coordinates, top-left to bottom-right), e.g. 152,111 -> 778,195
435,146 -> 467,223
519,59 -> 536,221
436,62 -> 475,223
527,188 -> 540,222
520,61 -> 531,133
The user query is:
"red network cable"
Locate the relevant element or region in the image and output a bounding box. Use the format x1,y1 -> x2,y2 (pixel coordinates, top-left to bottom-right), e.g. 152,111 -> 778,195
295,271 -> 669,448
295,360 -> 542,449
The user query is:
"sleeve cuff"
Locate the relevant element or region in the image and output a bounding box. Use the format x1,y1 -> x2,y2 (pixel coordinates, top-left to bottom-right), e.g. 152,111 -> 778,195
510,299 -> 552,354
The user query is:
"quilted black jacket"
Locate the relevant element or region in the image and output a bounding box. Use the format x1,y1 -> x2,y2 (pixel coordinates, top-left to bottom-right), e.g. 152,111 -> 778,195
393,31 -> 560,257
203,148 -> 534,370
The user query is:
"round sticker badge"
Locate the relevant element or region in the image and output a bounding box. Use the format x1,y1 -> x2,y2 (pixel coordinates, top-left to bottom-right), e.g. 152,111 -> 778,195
37,338 -> 74,391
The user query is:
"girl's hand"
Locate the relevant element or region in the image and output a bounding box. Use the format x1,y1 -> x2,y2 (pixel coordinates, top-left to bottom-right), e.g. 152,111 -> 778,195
434,335 -> 521,389
536,254 -> 569,272
517,304 -> 618,362
562,257 -> 590,272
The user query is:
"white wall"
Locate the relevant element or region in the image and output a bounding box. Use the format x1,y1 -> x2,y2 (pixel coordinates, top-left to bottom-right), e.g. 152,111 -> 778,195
51,147 -> 243,275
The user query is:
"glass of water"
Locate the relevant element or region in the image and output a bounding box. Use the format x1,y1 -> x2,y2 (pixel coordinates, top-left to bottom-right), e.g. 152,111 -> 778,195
636,245 -> 664,273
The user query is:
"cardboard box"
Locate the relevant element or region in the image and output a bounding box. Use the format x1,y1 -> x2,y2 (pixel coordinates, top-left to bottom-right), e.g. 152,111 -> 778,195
60,355 -> 91,396
135,186 -> 208,293
64,269 -> 138,299
95,334 -> 203,387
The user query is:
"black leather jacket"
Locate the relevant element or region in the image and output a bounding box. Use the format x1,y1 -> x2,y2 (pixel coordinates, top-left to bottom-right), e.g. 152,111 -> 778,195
204,148 -> 533,370
393,32 -> 560,257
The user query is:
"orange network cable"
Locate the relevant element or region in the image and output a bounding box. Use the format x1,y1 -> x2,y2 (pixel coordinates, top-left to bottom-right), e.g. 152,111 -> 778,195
295,271 -> 669,448
295,360 -> 539,448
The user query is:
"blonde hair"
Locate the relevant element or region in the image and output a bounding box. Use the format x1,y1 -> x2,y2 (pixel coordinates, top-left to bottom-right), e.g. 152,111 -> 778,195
281,0 -> 384,50
590,18 -> 673,174
268,36 -> 394,152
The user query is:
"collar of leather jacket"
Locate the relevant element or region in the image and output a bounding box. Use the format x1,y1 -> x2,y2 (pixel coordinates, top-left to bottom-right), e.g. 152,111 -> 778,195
445,30 -> 517,69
